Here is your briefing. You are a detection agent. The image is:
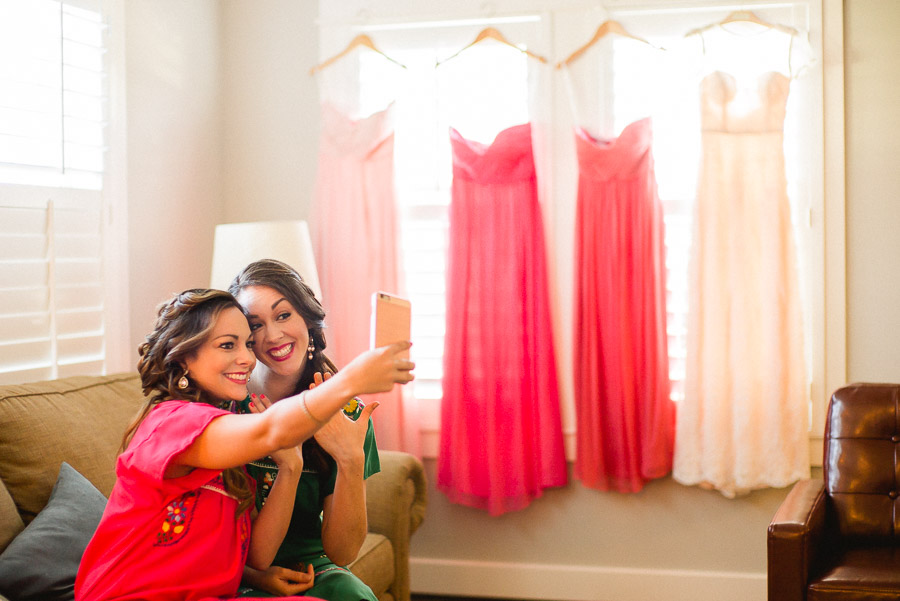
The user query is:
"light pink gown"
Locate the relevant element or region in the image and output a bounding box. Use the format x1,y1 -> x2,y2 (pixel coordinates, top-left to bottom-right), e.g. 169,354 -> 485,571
573,118 -> 674,493
437,124 -> 567,516
311,103 -> 416,454
673,71 -> 809,497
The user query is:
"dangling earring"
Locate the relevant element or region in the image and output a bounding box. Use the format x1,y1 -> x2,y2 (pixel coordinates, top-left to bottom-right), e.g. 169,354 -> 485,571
178,369 -> 189,390
307,338 -> 315,361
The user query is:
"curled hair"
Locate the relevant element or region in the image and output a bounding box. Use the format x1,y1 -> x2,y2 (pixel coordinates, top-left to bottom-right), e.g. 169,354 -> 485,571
228,259 -> 338,473
124,289 -> 253,515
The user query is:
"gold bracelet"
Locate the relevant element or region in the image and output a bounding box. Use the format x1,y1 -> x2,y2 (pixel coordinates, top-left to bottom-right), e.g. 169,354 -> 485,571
299,391 -> 327,427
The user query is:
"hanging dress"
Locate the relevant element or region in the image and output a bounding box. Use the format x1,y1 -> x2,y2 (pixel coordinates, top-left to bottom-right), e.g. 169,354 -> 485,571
312,103 -> 417,454
312,102 -> 400,368
573,118 -> 674,493
437,124 -> 567,516
673,69 -> 809,497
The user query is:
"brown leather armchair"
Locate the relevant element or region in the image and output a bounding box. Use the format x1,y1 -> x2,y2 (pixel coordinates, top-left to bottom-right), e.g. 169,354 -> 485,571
767,383 -> 900,601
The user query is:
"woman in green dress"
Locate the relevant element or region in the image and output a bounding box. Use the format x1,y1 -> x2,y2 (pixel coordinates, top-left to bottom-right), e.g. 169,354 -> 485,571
230,259 -> 382,601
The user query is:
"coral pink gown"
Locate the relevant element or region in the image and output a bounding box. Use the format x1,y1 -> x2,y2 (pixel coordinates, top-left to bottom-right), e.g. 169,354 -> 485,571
573,118 -> 674,493
437,124 -> 567,516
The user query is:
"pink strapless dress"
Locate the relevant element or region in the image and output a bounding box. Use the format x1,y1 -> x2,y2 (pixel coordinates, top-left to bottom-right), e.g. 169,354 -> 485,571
311,103 -> 418,454
437,124 -> 567,516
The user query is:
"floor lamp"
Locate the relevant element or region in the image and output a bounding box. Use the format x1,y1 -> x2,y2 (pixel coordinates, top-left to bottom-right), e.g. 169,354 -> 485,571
209,220 -> 322,300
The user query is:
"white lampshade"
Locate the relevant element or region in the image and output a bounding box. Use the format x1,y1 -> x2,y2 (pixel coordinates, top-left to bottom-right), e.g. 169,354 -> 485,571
209,220 -> 322,300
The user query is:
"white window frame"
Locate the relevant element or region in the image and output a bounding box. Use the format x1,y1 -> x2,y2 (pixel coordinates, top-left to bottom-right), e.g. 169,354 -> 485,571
317,0 -> 845,465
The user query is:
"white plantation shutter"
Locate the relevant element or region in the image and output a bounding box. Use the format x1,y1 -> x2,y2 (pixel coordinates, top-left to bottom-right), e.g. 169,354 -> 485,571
0,0 -> 110,385
0,0 -> 106,189
0,189 -> 105,384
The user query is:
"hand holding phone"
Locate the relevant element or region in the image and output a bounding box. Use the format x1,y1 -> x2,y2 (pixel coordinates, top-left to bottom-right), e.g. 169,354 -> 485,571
370,292 -> 411,359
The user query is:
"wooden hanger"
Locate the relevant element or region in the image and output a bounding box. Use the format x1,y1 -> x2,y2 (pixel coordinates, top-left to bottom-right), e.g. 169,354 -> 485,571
309,34 -> 407,76
685,10 -> 799,38
436,27 -> 548,67
557,20 -> 656,69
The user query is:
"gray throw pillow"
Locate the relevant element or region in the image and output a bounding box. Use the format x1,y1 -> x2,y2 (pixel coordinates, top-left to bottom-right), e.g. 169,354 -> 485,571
0,462 -> 107,601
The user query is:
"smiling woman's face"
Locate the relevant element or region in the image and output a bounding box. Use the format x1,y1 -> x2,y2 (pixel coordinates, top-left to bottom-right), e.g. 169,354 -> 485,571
236,285 -> 310,379
183,305 -> 256,402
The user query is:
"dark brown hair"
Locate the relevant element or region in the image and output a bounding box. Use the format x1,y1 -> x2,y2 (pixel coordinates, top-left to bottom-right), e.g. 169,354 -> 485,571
228,259 -> 337,474
125,288 -> 253,515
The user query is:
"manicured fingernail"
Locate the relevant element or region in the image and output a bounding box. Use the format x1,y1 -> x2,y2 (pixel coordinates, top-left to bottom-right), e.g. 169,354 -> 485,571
249,402 -> 255,408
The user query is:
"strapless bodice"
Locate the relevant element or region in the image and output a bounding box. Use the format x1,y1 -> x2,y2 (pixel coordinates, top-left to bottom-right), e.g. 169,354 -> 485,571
450,124 -> 535,185
575,118 -> 653,181
701,70 -> 790,134
320,102 -> 394,158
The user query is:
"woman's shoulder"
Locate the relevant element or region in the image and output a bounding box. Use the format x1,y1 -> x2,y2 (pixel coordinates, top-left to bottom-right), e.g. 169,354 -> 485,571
152,399 -> 230,417
136,400 -> 232,439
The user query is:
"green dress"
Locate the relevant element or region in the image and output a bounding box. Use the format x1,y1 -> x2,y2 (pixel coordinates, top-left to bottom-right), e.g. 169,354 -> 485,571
237,397 -> 380,601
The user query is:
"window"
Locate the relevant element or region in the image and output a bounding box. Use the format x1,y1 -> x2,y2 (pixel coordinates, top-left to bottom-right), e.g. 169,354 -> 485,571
0,0 -> 124,385
322,0 -> 829,459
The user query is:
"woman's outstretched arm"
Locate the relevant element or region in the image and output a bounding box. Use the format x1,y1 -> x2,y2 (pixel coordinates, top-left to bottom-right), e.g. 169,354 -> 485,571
172,341 -> 414,471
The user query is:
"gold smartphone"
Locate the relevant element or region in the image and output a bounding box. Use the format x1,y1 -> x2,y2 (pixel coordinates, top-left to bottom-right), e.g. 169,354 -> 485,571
370,291 -> 411,359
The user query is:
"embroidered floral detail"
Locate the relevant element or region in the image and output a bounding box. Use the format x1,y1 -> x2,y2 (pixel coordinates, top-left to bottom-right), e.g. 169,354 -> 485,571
200,475 -> 238,500
315,565 -> 351,578
156,490 -> 198,546
254,469 -> 278,507
239,512 -> 250,558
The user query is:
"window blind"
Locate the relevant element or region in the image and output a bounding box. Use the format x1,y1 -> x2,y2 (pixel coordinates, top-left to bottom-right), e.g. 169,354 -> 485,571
0,0 -> 106,189
0,0 -> 108,385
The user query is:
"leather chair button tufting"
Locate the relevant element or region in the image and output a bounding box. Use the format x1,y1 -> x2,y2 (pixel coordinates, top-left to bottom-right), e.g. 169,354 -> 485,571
890,491 -> 899,500
892,435 -> 900,442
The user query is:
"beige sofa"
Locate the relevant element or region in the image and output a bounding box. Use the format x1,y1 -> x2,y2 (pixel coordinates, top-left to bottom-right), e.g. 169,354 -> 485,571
0,373 -> 426,601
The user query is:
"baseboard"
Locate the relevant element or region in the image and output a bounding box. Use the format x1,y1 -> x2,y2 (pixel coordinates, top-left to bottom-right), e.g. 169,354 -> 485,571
410,556 -> 766,601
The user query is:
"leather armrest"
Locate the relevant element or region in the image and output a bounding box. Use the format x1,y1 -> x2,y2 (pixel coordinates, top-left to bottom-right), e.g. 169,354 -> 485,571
767,478 -> 827,601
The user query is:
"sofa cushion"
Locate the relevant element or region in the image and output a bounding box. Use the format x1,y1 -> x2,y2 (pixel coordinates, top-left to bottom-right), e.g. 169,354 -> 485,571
0,484 -> 23,551
0,373 -> 143,523
348,532 -> 395,598
0,462 -> 106,601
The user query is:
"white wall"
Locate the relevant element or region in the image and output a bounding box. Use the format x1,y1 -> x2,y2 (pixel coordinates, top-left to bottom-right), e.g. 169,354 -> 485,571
845,0 -> 900,383
124,0 -> 225,351
118,1 -> 900,600
220,0 -> 320,224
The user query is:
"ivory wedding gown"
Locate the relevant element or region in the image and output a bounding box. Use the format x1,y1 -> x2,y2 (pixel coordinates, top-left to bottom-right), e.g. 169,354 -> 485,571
673,70 -> 809,497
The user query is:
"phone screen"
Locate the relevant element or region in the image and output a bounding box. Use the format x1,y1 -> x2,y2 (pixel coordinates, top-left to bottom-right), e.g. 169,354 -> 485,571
370,291 -> 411,358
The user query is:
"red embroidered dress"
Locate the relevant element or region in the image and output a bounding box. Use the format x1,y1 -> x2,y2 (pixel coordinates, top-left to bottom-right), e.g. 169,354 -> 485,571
76,401 -> 254,601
